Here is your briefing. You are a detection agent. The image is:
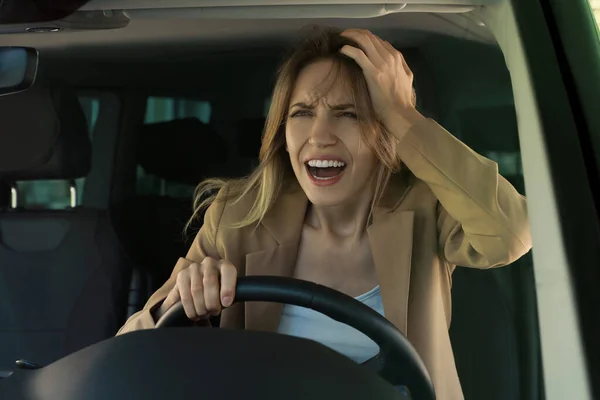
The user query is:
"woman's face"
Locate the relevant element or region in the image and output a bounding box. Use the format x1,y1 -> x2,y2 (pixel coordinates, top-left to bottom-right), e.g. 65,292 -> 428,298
285,59 -> 378,207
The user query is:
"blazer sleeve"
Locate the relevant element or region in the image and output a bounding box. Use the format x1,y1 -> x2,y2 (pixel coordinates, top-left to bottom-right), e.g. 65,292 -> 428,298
396,118 -> 532,269
115,188 -> 227,335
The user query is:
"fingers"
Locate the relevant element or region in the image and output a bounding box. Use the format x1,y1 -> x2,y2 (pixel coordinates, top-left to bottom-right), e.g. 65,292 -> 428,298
338,28 -> 418,121
380,39 -> 411,76
341,29 -> 412,76
162,283 -> 181,311
219,260 -> 237,307
366,32 -> 392,63
202,258 -> 221,316
381,38 -> 395,53
340,29 -> 386,67
339,44 -> 375,74
190,263 -> 209,318
176,265 -> 198,321
172,258 -> 237,322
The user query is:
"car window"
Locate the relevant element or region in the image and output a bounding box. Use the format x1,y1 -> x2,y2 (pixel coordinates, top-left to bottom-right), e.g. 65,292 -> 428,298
14,95 -> 100,209
486,151 -> 523,177
136,97 -> 212,199
590,0 -> 600,27
144,96 -> 211,124
79,95 -> 100,133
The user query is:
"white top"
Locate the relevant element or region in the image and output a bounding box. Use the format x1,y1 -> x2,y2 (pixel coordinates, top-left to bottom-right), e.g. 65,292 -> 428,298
276,285 -> 385,363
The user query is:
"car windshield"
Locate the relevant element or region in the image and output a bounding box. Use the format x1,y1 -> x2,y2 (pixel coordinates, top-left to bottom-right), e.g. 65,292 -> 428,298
2,1 -> 588,399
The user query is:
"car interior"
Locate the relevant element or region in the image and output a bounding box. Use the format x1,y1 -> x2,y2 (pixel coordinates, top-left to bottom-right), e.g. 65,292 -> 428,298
0,2 -> 545,399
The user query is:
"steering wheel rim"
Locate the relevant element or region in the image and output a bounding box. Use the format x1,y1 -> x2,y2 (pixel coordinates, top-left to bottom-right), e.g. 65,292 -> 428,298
156,275 -> 435,400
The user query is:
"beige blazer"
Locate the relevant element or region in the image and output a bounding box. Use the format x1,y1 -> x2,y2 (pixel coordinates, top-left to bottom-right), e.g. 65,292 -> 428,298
117,118 -> 532,400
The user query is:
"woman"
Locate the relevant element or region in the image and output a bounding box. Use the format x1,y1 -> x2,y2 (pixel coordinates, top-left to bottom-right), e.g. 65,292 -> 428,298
118,27 -> 532,399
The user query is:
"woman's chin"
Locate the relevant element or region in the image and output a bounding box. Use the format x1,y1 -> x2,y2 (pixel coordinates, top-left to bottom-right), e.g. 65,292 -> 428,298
296,175 -> 367,207
303,188 -> 350,207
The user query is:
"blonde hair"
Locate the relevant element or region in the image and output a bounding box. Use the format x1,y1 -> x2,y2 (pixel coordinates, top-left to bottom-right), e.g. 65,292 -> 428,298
187,26 -> 414,231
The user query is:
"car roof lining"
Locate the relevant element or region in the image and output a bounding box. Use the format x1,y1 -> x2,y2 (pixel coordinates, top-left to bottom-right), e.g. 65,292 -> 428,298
78,0 -> 497,10
0,7 -> 493,56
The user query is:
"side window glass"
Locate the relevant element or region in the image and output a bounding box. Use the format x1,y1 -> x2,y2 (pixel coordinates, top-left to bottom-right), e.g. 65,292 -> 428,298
485,151 -> 525,195
590,1 -> 600,28
456,106 -> 525,195
137,97 -> 212,198
79,96 -> 100,134
14,96 -> 100,209
144,96 -> 211,124
485,151 -> 523,176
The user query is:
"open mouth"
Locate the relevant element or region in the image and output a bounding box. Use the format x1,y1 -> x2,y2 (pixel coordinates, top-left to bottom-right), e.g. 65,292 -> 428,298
305,159 -> 346,182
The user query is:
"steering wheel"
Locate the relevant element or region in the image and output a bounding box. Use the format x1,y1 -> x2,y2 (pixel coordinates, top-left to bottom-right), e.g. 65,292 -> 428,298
155,276 -> 435,400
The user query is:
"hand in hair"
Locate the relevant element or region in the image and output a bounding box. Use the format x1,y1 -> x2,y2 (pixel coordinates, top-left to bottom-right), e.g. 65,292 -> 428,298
339,29 -> 425,140
155,257 -> 237,321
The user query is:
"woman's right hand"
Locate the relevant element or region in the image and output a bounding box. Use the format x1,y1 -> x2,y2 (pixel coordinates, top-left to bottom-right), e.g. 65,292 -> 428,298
156,257 -> 238,321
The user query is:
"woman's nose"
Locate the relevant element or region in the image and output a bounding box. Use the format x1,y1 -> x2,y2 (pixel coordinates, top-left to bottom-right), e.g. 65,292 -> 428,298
308,117 -> 337,148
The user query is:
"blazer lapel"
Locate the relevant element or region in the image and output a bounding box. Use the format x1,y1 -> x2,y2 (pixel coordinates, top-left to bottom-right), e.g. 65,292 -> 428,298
244,184 -> 308,332
367,209 -> 414,335
367,170 -> 415,335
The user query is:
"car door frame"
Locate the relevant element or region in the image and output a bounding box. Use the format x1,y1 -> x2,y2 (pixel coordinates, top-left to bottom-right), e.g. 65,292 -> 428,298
476,0 -> 600,399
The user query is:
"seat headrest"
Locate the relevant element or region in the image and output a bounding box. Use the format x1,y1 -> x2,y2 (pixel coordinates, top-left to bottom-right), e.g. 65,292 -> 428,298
0,85 -> 91,181
138,118 -> 228,185
236,118 -> 265,158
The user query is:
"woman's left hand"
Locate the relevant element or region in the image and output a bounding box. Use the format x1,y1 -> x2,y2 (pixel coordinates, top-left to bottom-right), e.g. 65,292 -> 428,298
340,29 -> 425,138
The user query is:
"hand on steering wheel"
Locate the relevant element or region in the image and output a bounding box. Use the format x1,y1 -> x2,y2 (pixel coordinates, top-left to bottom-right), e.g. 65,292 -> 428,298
157,257 -> 237,322
156,275 -> 436,400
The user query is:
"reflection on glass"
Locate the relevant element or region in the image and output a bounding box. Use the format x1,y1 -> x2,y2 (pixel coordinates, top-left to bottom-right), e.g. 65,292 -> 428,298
0,48 -> 27,89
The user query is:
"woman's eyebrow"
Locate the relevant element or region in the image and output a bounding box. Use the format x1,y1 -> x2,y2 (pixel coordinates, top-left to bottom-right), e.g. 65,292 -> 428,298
289,102 -> 356,110
289,102 -> 314,109
328,103 -> 356,110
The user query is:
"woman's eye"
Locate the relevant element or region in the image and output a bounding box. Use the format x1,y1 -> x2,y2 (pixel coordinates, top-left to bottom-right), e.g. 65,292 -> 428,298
290,110 -> 312,118
338,111 -> 358,119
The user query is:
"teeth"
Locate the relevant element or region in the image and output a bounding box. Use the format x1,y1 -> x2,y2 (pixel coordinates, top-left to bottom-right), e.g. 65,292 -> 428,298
307,160 -> 346,168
